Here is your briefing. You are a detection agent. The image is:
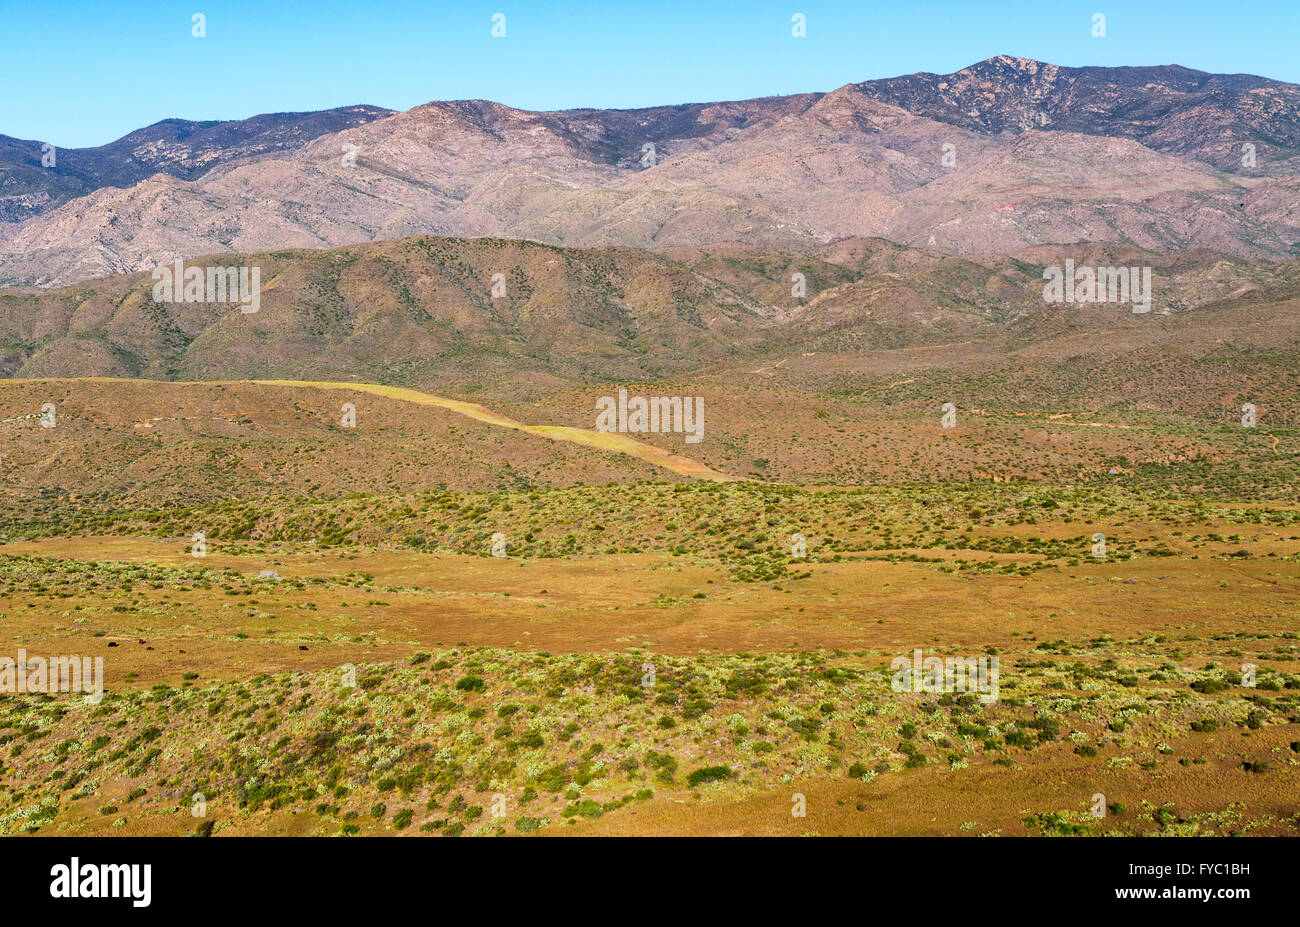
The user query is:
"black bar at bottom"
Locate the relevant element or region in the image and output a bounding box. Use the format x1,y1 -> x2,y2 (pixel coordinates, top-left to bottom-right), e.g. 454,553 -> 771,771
0,835 -> 1278,915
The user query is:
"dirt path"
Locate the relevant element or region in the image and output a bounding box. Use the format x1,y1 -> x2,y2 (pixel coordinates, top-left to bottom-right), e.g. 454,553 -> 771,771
8,376 -> 736,481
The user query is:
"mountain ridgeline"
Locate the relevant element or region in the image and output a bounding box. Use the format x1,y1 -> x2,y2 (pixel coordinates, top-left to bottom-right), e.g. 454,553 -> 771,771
2,57 -> 1299,287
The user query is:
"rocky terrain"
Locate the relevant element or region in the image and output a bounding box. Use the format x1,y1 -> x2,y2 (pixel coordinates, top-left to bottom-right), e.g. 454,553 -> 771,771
0,106 -> 392,222
2,57 -> 1298,286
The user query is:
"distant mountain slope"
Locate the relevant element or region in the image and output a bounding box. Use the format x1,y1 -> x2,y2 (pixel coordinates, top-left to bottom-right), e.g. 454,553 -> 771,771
0,236 -> 783,391
1,234 -> 1296,403
855,56 -> 1300,171
0,105 -> 392,221
1,58 -> 1299,286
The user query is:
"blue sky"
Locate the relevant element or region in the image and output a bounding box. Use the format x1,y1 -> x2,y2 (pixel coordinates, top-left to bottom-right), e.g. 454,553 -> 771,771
3,1 -> 1297,148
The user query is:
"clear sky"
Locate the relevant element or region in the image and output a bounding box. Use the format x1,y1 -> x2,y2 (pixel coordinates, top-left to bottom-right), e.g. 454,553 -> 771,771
3,0 -> 1298,148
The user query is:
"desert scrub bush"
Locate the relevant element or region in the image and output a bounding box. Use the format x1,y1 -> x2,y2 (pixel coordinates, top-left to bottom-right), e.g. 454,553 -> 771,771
643,751 -> 677,783
1022,811 -> 1089,836
1028,716 -> 1060,742
726,714 -> 750,736
562,799 -> 603,820
686,765 -> 733,788
787,716 -> 822,738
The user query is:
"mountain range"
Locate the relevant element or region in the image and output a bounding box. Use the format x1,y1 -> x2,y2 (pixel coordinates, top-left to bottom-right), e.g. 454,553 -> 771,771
2,56 -> 1299,287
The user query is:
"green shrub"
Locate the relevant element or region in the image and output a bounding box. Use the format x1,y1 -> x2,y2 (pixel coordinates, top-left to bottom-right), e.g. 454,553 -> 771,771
687,765 -> 733,788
